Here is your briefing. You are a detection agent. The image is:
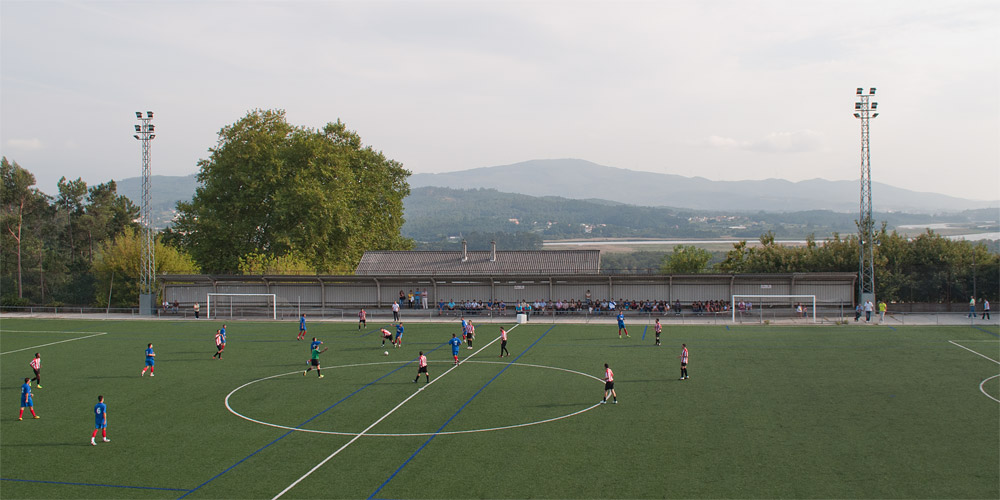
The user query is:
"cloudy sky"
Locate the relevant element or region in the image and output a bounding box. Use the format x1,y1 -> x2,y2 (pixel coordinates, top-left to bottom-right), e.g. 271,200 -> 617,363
2,0 -> 997,202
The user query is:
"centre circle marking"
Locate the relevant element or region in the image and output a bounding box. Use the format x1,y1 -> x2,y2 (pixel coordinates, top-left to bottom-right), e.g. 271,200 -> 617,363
980,374 -> 1000,403
225,360 -> 603,436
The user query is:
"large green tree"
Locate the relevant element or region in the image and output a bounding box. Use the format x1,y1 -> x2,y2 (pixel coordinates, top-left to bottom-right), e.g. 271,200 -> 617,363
1,157 -> 45,297
168,110 -> 412,273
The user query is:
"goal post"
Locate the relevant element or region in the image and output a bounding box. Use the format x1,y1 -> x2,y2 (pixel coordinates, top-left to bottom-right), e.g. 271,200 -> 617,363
732,294 -> 816,323
206,293 -> 277,320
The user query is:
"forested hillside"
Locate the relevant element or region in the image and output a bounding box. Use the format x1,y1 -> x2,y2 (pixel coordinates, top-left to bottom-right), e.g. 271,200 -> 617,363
402,186 -> 997,244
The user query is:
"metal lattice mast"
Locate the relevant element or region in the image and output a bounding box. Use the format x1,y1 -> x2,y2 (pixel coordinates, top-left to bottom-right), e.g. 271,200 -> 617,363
134,111 -> 156,298
853,88 -> 878,303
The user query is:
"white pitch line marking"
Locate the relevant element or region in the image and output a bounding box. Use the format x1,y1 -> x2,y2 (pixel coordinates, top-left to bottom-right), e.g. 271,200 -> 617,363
225,360 -> 602,437
948,340 -> 1000,404
948,340 -> 1000,365
0,332 -> 107,355
979,374 -> 1000,404
271,324 -> 520,500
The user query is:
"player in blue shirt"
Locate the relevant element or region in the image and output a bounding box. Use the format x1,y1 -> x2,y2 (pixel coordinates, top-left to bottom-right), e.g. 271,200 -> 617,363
91,395 -> 109,445
310,337 -> 323,351
297,314 -> 307,340
394,323 -> 404,348
617,312 -> 629,339
449,333 -> 462,366
18,378 -> 38,420
140,343 -> 156,377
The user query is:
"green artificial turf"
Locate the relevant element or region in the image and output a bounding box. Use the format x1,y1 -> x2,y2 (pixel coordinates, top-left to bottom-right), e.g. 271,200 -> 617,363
1,318 -> 997,499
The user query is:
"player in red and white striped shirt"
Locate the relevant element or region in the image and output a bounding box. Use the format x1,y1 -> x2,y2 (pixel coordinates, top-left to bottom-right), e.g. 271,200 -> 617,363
413,351 -> 430,383
358,309 -> 367,330
654,319 -> 662,346
677,344 -> 689,380
465,321 -> 475,349
499,327 -> 510,357
29,353 -> 42,389
212,330 -> 225,359
601,363 -> 617,404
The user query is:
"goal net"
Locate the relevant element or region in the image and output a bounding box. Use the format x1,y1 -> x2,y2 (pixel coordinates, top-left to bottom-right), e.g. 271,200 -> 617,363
207,293 -> 277,320
732,294 -> 816,323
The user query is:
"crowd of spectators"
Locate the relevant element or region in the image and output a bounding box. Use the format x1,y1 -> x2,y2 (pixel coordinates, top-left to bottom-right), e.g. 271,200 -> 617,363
432,297 -> 734,317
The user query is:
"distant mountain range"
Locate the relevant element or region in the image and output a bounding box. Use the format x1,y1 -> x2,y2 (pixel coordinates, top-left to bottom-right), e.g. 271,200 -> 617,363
409,159 -> 997,213
116,174 -> 198,225
115,159 -> 998,230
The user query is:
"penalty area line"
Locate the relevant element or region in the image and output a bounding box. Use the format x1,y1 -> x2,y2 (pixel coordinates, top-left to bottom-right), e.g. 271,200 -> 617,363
0,332 -> 107,355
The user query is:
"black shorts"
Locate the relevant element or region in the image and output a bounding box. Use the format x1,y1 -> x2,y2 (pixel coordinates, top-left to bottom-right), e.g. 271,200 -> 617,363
33,368 -> 40,376
417,366 -> 428,374
604,381 -> 614,390
383,333 -> 393,339
681,362 -> 687,367
217,344 -> 225,351
310,359 -> 320,367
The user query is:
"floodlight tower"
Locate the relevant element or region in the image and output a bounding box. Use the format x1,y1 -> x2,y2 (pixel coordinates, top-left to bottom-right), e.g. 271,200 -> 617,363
134,111 -> 156,314
854,88 -> 878,305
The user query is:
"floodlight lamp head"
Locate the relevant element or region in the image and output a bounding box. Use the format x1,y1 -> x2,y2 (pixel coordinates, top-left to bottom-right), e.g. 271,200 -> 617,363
854,113 -> 861,118
135,125 -> 142,132
857,88 -> 863,95
146,111 -> 153,118
869,88 -> 876,95
149,134 -> 155,139
133,135 -> 140,140
871,113 -> 878,118
855,103 -> 862,109
135,111 -> 142,118
871,102 -> 878,109
148,124 -> 155,131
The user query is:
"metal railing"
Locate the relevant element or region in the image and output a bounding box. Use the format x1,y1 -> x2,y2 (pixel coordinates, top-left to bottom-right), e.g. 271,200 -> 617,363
3,305 -> 995,328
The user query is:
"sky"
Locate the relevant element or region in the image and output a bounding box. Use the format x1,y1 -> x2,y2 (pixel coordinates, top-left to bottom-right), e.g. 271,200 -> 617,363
1,0 -> 998,202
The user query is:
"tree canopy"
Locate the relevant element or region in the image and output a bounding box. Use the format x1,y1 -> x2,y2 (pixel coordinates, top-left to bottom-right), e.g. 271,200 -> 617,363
167,110 -> 413,274
660,245 -> 713,273
1,158 -> 144,306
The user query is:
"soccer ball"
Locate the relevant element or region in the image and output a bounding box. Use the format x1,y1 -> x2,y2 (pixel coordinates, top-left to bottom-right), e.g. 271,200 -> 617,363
384,351 -> 389,356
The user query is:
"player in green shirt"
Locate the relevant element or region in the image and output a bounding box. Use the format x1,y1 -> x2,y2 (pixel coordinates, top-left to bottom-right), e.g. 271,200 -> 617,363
303,345 -> 328,378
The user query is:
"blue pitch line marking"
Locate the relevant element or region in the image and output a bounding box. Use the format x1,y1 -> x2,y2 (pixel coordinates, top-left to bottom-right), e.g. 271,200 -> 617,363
642,325 -> 647,340
367,325 -> 557,500
973,325 -> 1000,338
178,342 -> 448,499
1,477 -> 189,492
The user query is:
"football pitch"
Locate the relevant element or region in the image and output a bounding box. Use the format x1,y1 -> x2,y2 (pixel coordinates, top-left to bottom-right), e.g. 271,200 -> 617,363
1,317 -> 997,499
